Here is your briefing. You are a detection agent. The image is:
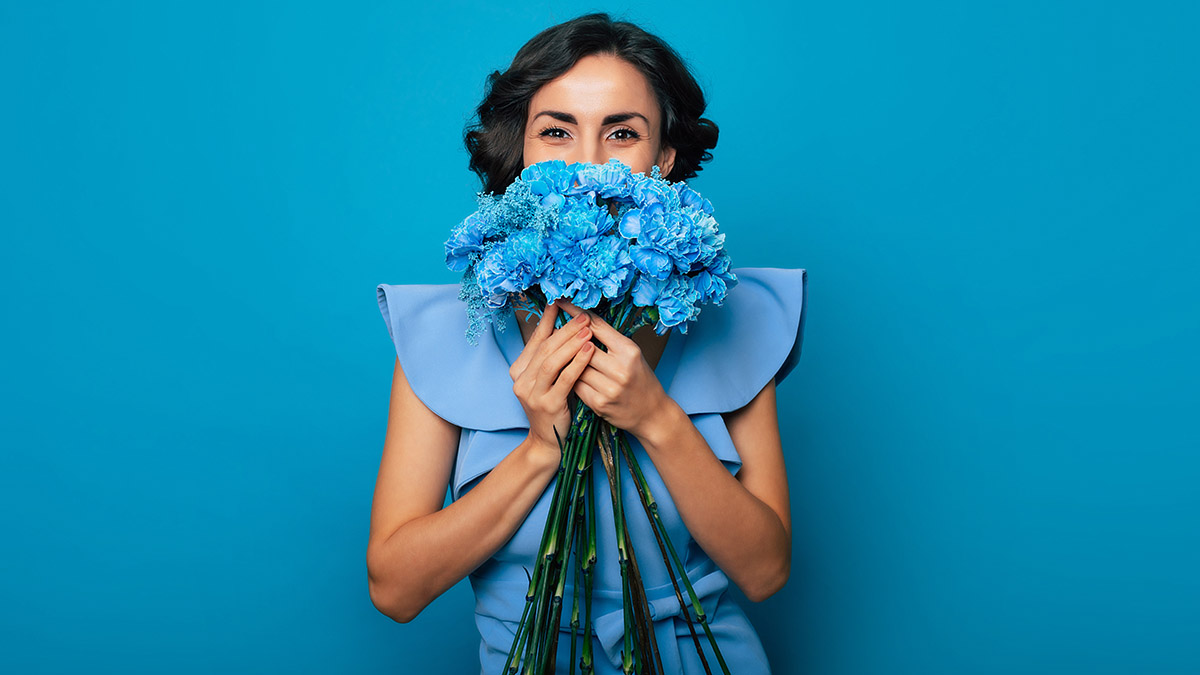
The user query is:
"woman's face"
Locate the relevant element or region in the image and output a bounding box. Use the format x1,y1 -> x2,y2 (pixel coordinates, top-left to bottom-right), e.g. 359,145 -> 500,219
523,53 -> 676,177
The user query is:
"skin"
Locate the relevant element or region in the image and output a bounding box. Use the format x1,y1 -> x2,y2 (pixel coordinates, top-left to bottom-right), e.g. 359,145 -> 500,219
366,53 -> 791,624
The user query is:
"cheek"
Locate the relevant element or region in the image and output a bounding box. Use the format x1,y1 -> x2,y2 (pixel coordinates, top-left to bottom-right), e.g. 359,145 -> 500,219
616,147 -> 661,175
522,138 -> 577,169
522,138 -> 545,168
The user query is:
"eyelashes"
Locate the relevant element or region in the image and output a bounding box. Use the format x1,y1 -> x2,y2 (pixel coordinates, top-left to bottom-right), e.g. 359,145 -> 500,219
538,125 -> 641,141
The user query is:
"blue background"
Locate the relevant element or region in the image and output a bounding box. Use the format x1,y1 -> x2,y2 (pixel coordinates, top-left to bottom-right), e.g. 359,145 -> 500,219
3,1 -> 1197,673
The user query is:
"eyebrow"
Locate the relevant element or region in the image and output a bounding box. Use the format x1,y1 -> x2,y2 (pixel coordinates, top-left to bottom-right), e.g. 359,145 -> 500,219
532,110 -> 649,126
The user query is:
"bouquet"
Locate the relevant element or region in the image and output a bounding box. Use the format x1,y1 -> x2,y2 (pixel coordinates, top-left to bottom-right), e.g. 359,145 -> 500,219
445,158 -> 737,674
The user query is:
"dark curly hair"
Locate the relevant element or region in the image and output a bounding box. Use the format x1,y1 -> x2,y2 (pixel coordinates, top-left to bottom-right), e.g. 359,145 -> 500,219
464,12 -> 719,195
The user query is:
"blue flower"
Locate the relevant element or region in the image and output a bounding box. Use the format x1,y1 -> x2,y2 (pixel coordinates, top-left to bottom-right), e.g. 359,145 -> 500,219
570,158 -> 635,200
629,174 -> 680,210
550,197 -> 616,246
683,209 -> 725,271
631,273 -> 702,334
692,249 -> 738,305
444,211 -> 491,272
628,244 -> 674,280
542,203 -> 636,310
673,182 -> 715,215
475,229 -> 550,302
446,153 -> 735,344
619,203 -> 721,276
520,159 -> 577,197
616,202 -> 650,238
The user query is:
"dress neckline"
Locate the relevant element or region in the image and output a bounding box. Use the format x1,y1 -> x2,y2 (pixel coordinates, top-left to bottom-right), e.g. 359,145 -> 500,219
492,308 -> 686,395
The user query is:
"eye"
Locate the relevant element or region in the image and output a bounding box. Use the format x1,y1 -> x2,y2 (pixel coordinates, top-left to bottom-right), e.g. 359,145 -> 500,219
611,127 -> 641,141
538,126 -> 570,139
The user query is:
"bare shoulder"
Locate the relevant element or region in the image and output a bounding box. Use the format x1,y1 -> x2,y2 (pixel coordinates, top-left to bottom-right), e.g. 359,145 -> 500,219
367,357 -> 462,555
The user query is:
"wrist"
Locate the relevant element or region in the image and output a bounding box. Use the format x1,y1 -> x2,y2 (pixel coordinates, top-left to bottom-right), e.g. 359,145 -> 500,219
631,394 -> 686,450
521,433 -> 563,477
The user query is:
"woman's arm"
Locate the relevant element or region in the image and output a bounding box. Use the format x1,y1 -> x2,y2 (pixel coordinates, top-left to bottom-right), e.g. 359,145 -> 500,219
638,381 -> 791,603
570,308 -> 791,602
367,301 -> 594,622
365,357 -> 560,623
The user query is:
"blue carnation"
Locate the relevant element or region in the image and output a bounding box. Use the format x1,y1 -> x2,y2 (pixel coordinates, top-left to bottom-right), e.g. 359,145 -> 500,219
692,249 -> 738,305
550,197 -> 616,245
683,209 -> 725,270
620,202 -> 720,275
628,244 -> 674,279
616,202 -> 652,239
447,154 -> 733,344
658,211 -> 706,270
520,159 -> 577,197
571,158 -> 635,200
475,229 -> 549,301
673,182 -> 715,215
631,273 -> 702,334
629,174 -> 680,210
543,231 -> 636,309
444,211 -> 491,272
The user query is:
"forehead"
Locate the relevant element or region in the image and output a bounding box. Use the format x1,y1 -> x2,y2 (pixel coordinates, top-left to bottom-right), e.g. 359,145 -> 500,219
528,53 -> 659,123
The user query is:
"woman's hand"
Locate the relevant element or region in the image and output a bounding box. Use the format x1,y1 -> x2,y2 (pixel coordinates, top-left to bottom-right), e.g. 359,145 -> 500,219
564,301 -> 672,439
509,300 -> 596,462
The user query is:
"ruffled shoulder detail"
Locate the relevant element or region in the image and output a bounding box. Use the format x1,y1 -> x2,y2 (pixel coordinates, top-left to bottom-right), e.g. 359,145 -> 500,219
376,283 -> 528,431
380,268 -> 807,500
377,266 -> 807,431
667,267 -> 808,415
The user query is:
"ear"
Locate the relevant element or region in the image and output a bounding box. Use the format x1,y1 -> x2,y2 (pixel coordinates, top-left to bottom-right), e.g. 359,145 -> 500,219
657,144 -> 677,177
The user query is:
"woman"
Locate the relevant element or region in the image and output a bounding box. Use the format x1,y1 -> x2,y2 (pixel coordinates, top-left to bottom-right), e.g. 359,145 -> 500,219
368,12 -> 808,674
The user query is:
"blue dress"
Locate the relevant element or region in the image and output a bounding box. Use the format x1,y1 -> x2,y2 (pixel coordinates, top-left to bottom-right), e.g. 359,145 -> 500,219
376,267 -> 808,675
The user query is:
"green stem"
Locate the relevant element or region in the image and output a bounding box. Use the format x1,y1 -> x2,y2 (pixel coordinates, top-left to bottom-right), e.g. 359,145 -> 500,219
611,426 -> 664,675
510,398 -> 592,674
616,431 -> 712,675
569,499 -> 582,675
581,447 -> 596,674
540,415 -> 597,673
503,297 -> 687,675
618,432 -> 731,675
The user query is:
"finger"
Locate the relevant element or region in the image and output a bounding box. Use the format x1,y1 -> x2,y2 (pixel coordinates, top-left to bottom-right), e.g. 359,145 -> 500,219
571,377 -> 607,416
550,339 -> 595,401
577,343 -> 623,379
530,300 -> 562,344
535,321 -> 593,391
537,304 -> 592,357
580,310 -> 634,353
556,298 -> 587,318
511,301 -> 563,379
577,364 -> 618,399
